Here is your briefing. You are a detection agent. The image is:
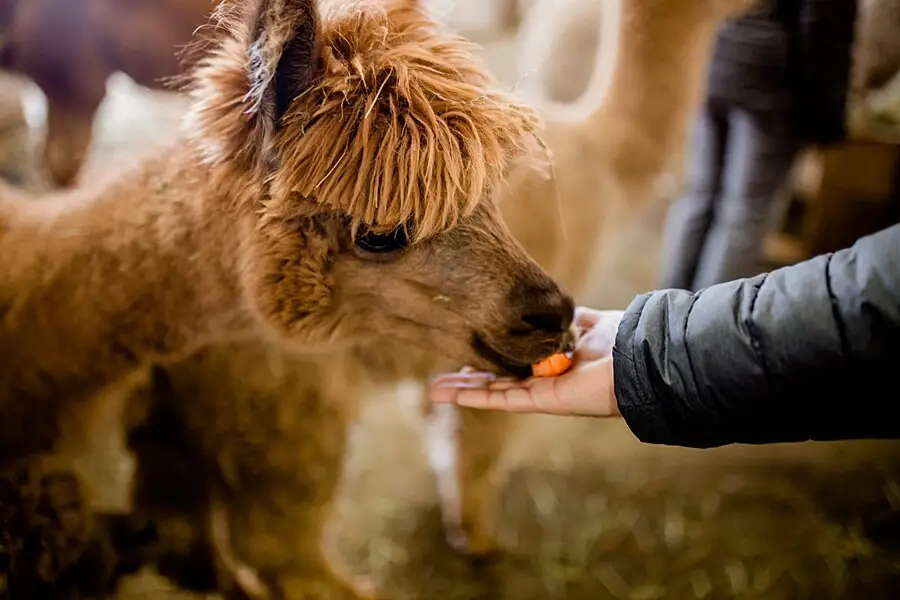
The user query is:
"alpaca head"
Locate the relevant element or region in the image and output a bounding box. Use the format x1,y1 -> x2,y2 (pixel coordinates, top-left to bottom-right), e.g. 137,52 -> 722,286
184,0 -> 574,376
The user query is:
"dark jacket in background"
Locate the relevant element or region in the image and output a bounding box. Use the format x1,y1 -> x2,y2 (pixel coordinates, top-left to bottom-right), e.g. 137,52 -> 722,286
705,0 -> 859,145
613,223 -> 900,449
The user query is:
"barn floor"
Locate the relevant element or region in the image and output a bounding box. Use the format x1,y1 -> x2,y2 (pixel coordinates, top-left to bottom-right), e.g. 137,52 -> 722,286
1,6 -> 900,600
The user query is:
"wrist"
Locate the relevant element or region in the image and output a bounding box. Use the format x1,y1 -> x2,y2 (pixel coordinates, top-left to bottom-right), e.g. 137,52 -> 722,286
603,357 -> 621,417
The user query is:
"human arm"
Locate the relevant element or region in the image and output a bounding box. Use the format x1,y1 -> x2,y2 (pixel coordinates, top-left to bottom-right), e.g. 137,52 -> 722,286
615,223 -> 900,448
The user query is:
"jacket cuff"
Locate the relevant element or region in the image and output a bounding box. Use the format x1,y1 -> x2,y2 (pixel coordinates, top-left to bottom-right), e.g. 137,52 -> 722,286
612,293 -> 673,445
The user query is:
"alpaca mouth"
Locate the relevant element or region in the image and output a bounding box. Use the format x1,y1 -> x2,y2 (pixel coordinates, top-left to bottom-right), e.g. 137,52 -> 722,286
471,333 -> 540,379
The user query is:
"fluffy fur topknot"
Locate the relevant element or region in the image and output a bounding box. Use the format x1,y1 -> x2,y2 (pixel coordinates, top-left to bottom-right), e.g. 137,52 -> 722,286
184,0 -> 543,241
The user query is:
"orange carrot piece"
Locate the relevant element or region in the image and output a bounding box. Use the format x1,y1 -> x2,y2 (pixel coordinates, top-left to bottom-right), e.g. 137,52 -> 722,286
531,353 -> 573,377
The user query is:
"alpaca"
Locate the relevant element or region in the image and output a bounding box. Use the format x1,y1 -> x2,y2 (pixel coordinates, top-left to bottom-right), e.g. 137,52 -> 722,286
92,0 -> 767,592
108,1 -> 773,595
0,0 -> 576,597
0,0 -> 221,187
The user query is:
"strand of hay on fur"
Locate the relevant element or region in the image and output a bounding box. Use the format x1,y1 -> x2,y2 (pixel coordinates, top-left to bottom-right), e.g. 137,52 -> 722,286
182,0 -> 543,243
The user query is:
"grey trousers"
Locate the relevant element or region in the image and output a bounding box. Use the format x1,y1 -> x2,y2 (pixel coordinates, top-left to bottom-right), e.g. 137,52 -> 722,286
660,99 -> 799,291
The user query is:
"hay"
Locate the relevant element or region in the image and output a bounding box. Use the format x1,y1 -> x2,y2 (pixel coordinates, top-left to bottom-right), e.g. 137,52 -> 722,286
336,403 -> 900,600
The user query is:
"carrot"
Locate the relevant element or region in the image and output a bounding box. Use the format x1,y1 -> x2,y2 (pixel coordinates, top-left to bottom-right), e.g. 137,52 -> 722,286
531,353 -> 573,377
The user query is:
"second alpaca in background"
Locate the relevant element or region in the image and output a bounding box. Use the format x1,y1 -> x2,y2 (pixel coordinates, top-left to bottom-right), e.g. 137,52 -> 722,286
0,0 -> 220,187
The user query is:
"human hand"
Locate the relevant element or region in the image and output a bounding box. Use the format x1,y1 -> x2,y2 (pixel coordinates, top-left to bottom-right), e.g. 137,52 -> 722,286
430,308 -> 625,417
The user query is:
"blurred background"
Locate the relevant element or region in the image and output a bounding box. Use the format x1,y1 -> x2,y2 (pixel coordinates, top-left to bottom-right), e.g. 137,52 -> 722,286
2,0 -> 900,598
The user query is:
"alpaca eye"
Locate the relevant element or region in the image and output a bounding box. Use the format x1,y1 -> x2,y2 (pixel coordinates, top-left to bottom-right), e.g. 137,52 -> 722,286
354,226 -> 409,254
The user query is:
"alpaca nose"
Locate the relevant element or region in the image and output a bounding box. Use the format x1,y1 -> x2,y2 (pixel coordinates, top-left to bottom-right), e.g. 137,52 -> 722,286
510,285 -> 575,335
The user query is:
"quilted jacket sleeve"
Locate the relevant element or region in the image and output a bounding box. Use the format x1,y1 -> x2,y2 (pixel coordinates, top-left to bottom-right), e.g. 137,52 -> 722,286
612,223 -> 900,448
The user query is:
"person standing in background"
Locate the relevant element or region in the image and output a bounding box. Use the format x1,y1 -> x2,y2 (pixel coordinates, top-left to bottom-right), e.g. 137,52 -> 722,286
659,0 -> 858,290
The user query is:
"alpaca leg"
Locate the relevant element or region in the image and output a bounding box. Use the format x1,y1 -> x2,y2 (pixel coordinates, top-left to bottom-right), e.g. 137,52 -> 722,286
424,403 -> 512,560
0,457 -> 128,599
124,388 -> 222,594
145,345 -> 378,600
126,398 -> 268,600
208,493 -> 376,600
213,424 -> 377,600
42,92 -> 100,187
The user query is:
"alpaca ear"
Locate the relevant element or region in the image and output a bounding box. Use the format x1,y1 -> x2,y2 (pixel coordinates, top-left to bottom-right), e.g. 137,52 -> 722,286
245,0 -> 321,124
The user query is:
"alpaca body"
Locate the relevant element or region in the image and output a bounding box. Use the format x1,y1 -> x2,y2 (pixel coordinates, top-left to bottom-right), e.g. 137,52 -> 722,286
0,0 -> 220,186
125,343 -> 380,598
4,0 -> 764,595
0,153 -> 255,597
0,0 -> 576,597
114,1 -> 767,596
0,152 -> 252,456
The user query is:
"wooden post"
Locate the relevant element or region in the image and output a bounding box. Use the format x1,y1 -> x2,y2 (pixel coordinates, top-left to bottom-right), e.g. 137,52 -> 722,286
802,139 -> 900,255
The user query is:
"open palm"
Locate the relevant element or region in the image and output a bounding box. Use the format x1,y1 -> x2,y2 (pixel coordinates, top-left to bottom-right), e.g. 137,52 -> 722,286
430,308 -> 625,417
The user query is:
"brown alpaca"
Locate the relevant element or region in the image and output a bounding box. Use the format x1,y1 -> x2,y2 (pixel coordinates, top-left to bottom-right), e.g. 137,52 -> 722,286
111,1 -> 773,596
0,0 -> 221,187
0,0 -> 576,597
96,0 -> 767,594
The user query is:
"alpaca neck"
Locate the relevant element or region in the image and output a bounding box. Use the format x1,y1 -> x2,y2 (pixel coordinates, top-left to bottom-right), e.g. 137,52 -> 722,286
584,0 -> 721,178
0,151 -> 256,406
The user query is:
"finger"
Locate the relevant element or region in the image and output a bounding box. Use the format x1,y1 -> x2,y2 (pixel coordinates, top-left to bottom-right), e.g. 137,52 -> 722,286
453,386 -> 540,412
500,387 -> 540,411
432,373 -> 526,392
520,377 -> 567,414
436,379 -> 538,411
454,379 -> 568,415
486,378 -> 524,391
430,373 -> 496,405
430,385 -> 462,404
573,307 -> 602,330
431,371 -> 496,387
572,315 -> 621,359
454,387 -> 506,410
